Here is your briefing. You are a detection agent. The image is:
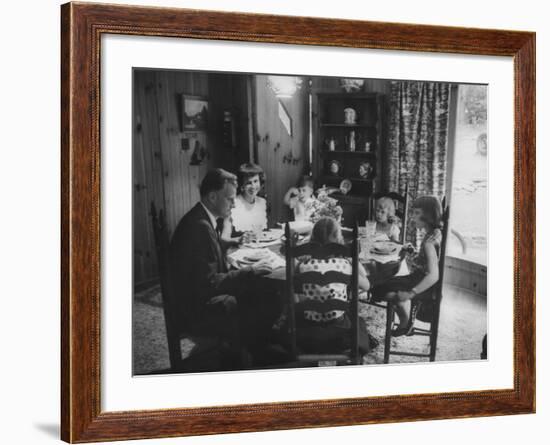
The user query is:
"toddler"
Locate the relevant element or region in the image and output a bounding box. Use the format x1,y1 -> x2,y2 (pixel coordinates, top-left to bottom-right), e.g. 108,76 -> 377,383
284,176 -> 317,221
374,196 -> 401,242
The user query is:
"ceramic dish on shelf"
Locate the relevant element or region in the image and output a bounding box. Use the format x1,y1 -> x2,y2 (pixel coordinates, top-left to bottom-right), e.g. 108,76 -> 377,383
339,178 -> 352,195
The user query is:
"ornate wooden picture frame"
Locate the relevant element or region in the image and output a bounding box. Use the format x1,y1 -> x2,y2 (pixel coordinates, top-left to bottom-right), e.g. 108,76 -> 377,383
61,2 -> 535,442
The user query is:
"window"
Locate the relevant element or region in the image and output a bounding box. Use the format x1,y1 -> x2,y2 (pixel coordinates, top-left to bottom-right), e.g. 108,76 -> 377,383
447,85 -> 488,266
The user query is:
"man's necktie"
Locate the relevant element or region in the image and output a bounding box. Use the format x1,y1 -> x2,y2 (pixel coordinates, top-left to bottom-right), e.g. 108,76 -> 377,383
215,218 -> 224,239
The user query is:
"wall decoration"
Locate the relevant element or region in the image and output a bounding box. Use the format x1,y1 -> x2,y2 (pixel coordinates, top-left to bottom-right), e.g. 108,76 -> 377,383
328,159 -> 343,176
359,161 -> 374,179
343,107 -> 357,124
340,78 -> 365,92
189,140 -> 209,165
278,100 -> 293,136
339,178 -> 353,195
180,95 -> 208,131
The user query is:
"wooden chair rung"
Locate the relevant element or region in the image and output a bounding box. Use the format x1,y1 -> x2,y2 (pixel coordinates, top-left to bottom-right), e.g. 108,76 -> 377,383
389,351 -> 431,358
297,354 -> 350,362
367,301 -> 387,309
410,329 -> 431,336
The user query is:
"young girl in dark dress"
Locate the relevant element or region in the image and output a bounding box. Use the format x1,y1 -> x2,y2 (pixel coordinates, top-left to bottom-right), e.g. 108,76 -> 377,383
372,196 -> 442,337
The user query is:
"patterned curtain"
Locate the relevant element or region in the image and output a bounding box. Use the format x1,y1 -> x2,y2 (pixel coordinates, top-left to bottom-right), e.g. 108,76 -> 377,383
384,81 -> 451,242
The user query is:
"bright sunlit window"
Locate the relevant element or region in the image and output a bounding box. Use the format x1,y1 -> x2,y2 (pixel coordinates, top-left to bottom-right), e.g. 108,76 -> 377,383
447,85 -> 488,266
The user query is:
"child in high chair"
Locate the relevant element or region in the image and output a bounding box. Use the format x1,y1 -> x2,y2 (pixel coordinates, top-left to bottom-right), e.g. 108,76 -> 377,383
374,196 -> 401,242
294,217 -> 373,353
284,176 -> 317,222
371,196 -> 442,337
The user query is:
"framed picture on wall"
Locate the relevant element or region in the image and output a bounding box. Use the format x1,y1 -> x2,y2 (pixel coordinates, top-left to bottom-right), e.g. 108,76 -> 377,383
61,2 -> 535,443
181,95 -> 208,131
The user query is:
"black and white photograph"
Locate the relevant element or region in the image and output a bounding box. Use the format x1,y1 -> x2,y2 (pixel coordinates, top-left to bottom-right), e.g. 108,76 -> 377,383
132,69 -> 488,375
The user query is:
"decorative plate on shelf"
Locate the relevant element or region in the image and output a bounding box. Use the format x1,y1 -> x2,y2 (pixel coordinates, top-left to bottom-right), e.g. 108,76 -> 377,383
327,159 -> 343,176
358,162 -> 374,179
339,179 -> 352,195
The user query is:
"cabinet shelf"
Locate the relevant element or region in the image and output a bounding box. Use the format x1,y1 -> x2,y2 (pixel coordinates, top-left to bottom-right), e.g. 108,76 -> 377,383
320,150 -> 376,157
321,175 -> 375,183
320,123 -> 375,128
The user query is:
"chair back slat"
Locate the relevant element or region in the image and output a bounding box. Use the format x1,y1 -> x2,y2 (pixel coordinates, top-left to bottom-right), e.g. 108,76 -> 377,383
296,299 -> 350,314
293,270 -> 352,287
289,242 -> 352,259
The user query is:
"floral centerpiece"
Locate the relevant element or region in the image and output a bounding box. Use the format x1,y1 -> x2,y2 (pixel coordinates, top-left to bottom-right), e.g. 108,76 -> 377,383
309,187 -> 343,224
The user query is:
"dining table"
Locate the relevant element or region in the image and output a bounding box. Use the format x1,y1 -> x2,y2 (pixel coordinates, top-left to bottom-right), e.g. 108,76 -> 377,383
226,227 -> 407,284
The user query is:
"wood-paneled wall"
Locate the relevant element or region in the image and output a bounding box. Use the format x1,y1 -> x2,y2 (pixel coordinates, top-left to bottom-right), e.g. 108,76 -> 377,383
133,70 -> 165,287
133,70 -> 210,287
208,73 -> 251,172
133,70 -> 251,287
157,71 -> 211,234
255,76 -> 310,225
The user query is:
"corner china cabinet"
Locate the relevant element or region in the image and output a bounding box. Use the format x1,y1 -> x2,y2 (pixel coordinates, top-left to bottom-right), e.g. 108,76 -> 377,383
312,90 -> 385,226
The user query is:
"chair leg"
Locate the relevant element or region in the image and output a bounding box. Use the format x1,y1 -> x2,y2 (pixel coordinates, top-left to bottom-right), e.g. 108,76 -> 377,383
384,303 -> 395,364
429,325 -> 439,361
429,303 -> 441,362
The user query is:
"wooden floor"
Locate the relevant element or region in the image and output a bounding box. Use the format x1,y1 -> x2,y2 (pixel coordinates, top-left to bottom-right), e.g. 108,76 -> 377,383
133,284 -> 486,374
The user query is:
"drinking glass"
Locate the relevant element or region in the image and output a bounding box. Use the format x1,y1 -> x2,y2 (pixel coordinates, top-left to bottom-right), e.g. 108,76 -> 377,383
365,220 -> 377,238
249,223 -> 264,244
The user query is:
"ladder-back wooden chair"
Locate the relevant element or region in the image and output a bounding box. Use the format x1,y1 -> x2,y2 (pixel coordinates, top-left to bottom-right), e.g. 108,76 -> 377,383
284,222 -> 362,366
383,197 -> 450,363
150,202 -> 221,373
368,183 -> 409,244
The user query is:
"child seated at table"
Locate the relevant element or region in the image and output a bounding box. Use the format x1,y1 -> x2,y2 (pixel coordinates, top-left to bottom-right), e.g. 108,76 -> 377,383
374,196 -> 401,242
293,217 -> 373,354
371,196 -> 442,337
284,176 -> 317,222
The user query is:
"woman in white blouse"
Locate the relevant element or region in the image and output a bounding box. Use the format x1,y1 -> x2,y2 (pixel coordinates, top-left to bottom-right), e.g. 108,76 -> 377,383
222,163 -> 268,242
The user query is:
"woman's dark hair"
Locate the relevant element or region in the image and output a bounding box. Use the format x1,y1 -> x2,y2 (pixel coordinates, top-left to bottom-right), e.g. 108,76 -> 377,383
199,168 -> 237,197
412,195 -> 443,229
297,175 -> 315,189
236,163 -> 265,191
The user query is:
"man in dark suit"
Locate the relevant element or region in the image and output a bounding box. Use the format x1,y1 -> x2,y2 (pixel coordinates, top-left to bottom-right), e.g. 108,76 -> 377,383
170,168 -> 278,362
